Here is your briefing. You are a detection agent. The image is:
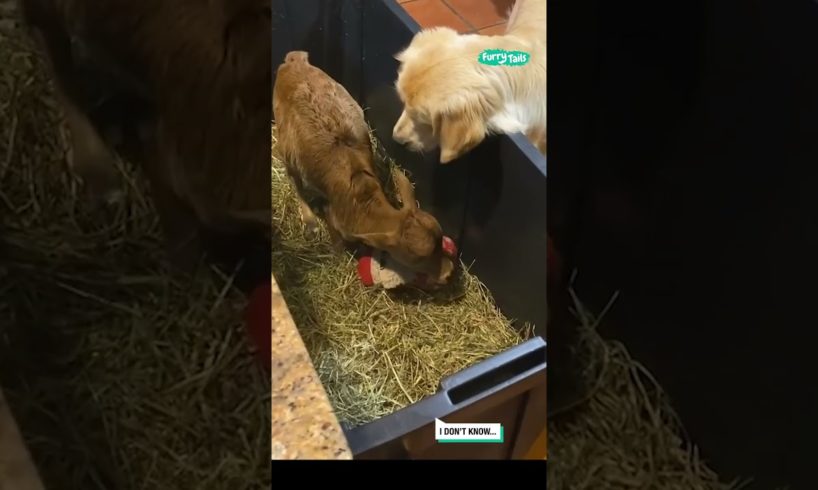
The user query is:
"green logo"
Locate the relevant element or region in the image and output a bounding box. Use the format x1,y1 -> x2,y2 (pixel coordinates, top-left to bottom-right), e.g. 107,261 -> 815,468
478,49 -> 530,67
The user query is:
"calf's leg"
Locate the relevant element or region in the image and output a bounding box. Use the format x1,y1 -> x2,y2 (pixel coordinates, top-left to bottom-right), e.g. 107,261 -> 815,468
27,26 -> 122,204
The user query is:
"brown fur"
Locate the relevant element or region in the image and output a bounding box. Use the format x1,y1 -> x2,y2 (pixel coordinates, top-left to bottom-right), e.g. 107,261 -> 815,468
273,51 -> 454,285
18,0 -> 271,269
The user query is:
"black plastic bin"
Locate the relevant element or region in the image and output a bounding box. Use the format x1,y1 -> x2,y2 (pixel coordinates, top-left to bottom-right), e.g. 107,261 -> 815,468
272,0 -> 548,459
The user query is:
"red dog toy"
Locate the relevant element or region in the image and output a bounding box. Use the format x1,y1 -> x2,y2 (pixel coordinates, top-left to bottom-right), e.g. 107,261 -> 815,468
357,236 -> 458,289
244,281 -> 271,372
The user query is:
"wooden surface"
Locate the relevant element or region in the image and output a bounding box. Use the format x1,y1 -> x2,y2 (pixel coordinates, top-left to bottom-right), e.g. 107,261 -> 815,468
271,274 -> 352,460
0,388 -> 46,490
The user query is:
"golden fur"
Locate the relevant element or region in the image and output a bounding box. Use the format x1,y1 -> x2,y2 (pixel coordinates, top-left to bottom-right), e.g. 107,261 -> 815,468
392,0 -> 546,163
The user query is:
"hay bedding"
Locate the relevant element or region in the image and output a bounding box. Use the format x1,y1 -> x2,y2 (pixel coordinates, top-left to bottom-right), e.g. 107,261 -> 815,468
271,124 -> 532,427
547,289 -> 751,489
0,6 -> 268,490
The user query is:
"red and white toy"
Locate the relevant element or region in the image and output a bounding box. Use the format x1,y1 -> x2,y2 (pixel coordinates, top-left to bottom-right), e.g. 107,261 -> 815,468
357,236 -> 458,290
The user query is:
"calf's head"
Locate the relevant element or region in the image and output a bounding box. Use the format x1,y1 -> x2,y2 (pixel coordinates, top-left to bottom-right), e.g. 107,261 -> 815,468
353,170 -> 456,286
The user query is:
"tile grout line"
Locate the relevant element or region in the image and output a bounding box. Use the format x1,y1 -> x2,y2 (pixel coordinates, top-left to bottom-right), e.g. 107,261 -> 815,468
440,0 -> 477,33
477,21 -> 508,34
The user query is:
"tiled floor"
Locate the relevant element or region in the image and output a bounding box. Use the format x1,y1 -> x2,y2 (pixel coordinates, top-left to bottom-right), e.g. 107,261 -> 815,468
398,0 -> 516,35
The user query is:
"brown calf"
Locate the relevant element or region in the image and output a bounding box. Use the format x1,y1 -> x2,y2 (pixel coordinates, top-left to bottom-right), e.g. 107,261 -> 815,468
18,0 -> 272,271
273,51 -> 455,286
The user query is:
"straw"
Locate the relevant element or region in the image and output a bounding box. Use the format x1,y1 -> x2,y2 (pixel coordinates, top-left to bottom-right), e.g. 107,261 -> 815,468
546,279 -> 751,489
0,9 -> 269,489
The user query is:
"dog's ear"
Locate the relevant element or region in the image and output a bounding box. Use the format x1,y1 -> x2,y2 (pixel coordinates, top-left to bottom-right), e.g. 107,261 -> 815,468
435,107 -> 487,164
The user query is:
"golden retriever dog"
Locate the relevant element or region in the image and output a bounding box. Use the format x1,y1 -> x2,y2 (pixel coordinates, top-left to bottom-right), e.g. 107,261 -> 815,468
273,51 -> 455,286
18,0 -> 271,270
392,0 -> 546,163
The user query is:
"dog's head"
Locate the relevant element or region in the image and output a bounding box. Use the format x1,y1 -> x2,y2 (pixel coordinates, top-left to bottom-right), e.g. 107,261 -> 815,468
392,28 -> 498,164
352,169 -> 456,286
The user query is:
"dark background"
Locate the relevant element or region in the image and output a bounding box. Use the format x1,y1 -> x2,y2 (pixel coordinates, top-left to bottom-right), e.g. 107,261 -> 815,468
549,0 -> 818,487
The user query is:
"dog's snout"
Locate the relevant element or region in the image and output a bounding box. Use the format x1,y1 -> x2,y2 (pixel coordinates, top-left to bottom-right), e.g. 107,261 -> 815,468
393,111 -> 412,145
392,121 -> 406,144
